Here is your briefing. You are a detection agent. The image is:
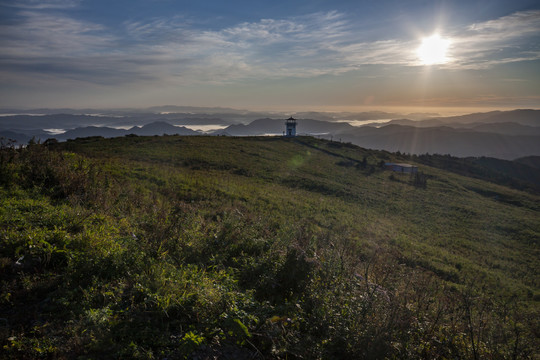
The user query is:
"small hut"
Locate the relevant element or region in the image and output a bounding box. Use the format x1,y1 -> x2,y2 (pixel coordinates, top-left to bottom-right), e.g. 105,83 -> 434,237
384,162 -> 418,173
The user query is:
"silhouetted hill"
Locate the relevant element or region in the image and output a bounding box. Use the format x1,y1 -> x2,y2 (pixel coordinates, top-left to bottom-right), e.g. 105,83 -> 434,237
385,118 -> 447,127
55,121 -> 200,140
0,129 -> 53,143
515,156 -> 540,169
337,124 -> 540,160
386,120 -> 540,136
0,114 -> 122,130
388,109 -> 540,127
145,105 -> 247,114
424,110 -> 504,124
56,126 -> 125,140
478,109 -> 540,126
0,130 -> 32,144
431,109 -> 540,125
468,122 -> 540,135
131,121 -> 200,136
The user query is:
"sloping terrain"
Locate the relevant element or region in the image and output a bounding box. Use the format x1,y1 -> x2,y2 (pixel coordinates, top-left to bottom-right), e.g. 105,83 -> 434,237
1,135 -> 538,359
516,155 -> 540,169
412,153 -> 540,194
337,124 -> 540,160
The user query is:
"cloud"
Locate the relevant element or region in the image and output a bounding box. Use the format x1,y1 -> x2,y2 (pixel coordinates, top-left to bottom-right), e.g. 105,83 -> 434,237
117,12 -> 360,82
446,10 -> 540,69
1,0 -> 81,9
0,10 -> 123,84
467,10 -> 540,35
1,11 -> 110,56
115,9 -> 540,82
149,11 -> 417,80
1,7 -> 539,92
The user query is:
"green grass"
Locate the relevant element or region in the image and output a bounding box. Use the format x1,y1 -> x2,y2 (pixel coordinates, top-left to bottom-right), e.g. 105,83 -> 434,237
1,135 -> 538,359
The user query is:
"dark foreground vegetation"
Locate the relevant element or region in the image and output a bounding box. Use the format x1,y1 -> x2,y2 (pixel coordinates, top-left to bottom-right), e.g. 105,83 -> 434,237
1,135 -> 539,359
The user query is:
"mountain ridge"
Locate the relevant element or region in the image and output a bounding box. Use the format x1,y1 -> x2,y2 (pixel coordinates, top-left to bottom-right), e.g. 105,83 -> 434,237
2,108 -> 539,160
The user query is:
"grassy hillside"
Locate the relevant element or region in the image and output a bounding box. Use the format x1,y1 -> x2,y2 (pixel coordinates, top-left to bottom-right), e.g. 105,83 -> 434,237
413,153 -> 540,194
1,135 -> 539,359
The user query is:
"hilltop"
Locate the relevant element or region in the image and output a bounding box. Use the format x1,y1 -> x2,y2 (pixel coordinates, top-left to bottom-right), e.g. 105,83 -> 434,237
1,135 -> 538,359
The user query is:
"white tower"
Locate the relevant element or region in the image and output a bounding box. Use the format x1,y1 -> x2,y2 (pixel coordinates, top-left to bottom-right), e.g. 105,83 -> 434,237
285,116 -> 297,137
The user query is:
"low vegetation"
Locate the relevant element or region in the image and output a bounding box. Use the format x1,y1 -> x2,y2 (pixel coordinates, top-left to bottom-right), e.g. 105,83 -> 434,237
1,135 -> 538,359
413,153 -> 540,194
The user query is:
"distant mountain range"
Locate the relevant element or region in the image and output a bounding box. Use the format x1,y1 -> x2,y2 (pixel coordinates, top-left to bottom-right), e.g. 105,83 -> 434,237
1,108 -> 539,160
386,109 -> 540,127
0,121 -> 200,144
55,121 -> 199,140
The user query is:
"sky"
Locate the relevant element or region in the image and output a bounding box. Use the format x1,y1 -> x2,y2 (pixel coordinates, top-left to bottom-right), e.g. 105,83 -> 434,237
1,0 -> 539,112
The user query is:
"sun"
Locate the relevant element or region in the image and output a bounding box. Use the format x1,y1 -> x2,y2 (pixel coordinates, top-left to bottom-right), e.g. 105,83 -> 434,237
417,34 -> 451,65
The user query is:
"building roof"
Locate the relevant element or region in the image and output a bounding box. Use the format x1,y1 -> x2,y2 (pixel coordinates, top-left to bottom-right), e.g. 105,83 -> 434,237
385,162 -> 418,168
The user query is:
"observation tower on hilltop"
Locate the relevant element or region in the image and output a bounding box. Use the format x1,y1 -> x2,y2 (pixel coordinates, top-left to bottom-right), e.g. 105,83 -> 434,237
284,116 -> 297,137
